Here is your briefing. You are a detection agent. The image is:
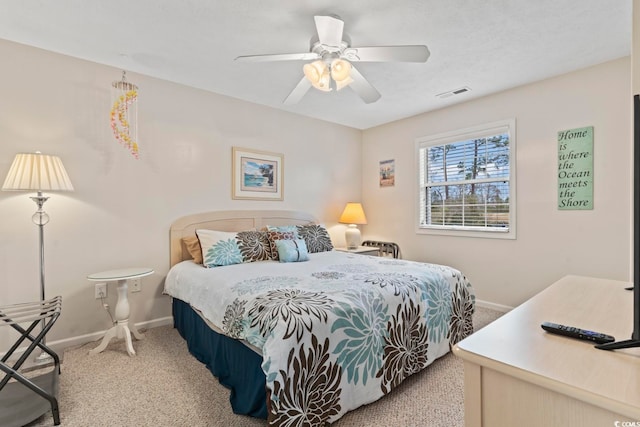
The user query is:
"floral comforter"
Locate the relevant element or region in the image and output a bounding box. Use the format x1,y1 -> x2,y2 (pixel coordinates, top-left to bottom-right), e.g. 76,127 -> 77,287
164,250 -> 475,426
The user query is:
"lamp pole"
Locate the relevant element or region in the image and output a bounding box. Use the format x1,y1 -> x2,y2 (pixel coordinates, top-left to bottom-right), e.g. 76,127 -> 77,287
31,191 -> 52,364
31,192 -> 50,300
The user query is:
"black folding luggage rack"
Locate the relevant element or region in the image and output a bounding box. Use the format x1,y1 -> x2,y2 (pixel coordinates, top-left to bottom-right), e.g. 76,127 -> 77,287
361,240 -> 401,259
0,296 -> 62,426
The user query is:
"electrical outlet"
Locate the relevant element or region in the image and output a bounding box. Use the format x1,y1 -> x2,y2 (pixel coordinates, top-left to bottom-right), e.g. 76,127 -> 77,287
95,283 -> 107,299
129,278 -> 141,293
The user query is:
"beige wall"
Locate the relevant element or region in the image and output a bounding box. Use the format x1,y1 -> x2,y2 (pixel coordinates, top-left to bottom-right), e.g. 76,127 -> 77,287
362,58 -> 632,308
0,39 -> 362,350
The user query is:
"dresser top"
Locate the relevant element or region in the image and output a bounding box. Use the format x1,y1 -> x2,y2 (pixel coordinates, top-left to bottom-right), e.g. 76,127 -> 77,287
454,275 -> 640,419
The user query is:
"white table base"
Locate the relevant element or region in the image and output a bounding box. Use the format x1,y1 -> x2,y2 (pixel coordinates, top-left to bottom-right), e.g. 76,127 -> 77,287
89,279 -> 145,356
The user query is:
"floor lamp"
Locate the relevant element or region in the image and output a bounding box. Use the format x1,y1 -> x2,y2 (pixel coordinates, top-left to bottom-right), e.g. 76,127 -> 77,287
2,152 -> 74,363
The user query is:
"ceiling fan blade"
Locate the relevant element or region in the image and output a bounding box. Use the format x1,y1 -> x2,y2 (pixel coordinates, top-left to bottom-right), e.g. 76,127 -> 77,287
235,52 -> 320,62
349,66 -> 381,104
314,15 -> 344,48
283,77 -> 312,105
344,45 -> 430,62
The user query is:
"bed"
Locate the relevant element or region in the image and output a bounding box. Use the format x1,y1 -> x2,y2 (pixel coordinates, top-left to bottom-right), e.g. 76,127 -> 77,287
164,210 -> 475,426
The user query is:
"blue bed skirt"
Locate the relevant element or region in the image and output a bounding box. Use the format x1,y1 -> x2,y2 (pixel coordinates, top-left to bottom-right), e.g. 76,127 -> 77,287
172,298 -> 268,419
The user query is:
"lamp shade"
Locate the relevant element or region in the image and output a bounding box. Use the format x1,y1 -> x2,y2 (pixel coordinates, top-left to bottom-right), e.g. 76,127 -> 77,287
331,59 -> 353,91
303,60 -> 331,92
2,152 -> 74,192
339,202 -> 367,225
330,59 -> 351,81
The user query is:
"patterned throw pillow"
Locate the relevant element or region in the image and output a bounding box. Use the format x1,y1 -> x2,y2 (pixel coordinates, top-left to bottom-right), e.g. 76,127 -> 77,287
236,230 -> 272,262
275,239 -> 309,263
197,230 -> 243,267
196,229 -> 272,268
265,225 -> 300,236
266,230 -> 297,260
296,224 -> 334,253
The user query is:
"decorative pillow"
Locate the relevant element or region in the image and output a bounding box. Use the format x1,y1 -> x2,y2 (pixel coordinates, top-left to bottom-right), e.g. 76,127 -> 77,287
196,229 -> 272,268
266,230 -> 297,260
296,224 -> 334,253
265,225 -> 300,236
182,235 -> 203,264
236,230 -> 272,262
275,239 -> 309,263
197,230 -> 243,268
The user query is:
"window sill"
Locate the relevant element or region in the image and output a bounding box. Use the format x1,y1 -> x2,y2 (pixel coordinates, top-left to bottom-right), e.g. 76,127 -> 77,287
416,225 -> 516,240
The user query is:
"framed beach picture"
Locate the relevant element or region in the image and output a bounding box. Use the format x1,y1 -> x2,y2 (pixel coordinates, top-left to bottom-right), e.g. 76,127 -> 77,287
379,159 -> 395,187
232,147 -> 284,200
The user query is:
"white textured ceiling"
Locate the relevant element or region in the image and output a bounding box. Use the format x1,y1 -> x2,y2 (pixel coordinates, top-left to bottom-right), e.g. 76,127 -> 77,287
0,1 -> 632,129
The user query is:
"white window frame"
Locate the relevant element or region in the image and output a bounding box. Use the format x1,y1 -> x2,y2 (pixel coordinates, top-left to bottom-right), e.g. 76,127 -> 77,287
415,119 -> 516,239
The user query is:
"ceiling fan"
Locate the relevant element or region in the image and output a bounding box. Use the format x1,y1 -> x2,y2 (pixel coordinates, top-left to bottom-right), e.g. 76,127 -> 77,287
235,15 -> 430,104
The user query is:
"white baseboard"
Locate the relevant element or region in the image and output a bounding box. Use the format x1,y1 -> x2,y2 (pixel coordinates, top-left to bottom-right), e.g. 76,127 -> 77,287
139,316 -> 174,330
53,316 -> 174,350
1,316 -> 174,363
475,298 -> 513,313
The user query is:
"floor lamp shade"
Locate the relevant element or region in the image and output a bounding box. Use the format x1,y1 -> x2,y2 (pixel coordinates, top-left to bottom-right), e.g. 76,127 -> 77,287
2,153 -> 74,192
339,203 -> 367,250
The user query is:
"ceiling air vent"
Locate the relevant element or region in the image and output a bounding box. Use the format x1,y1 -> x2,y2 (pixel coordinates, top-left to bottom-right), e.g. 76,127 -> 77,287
436,86 -> 471,99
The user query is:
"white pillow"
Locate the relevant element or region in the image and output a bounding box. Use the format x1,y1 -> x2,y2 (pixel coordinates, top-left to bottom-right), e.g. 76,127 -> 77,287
196,229 -> 243,268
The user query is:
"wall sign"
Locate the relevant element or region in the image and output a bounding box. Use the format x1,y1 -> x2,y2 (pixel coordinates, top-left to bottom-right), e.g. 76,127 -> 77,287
557,126 -> 593,210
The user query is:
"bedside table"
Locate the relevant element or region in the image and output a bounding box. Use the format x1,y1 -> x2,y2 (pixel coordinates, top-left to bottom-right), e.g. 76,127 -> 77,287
335,246 -> 379,256
87,267 -> 154,356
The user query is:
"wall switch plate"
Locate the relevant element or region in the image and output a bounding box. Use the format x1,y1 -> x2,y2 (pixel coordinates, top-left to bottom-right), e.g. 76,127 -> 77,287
95,283 -> 107,299
129,278 -> 141,293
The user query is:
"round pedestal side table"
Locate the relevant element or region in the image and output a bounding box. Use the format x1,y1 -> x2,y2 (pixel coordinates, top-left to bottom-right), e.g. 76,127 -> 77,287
87,267 -> 154,356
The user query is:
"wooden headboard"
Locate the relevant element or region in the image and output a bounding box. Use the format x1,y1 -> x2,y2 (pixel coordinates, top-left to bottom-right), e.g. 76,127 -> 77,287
169,210 -> 317,267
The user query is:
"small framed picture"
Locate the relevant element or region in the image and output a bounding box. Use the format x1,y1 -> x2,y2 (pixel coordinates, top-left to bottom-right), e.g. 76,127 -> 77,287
232,147 -> 284,200
379,159 -> 395,187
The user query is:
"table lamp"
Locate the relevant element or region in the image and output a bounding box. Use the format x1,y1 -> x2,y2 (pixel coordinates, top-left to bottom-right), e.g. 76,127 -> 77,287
2,152 -> 74,363
339,202 -> 367,249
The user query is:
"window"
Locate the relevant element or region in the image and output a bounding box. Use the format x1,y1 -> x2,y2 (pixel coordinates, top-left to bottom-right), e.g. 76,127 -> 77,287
416,119 -> 516,239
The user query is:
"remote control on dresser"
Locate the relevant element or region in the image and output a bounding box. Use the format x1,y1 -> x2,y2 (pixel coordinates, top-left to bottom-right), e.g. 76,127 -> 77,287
541,321 -> 615,344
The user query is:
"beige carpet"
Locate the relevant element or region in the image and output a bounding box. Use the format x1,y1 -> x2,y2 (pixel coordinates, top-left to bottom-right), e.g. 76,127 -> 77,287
26,306 -> 503,427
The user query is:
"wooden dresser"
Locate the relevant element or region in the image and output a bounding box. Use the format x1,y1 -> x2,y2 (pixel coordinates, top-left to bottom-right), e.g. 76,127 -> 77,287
454,275 -> 640,427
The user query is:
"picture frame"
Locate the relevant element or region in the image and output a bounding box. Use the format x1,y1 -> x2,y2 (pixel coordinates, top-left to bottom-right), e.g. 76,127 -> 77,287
379,159 -> 395,187
232,147 -> 284,200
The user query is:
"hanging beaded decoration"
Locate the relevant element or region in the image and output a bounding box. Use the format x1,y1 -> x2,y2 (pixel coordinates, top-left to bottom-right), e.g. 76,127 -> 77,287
110,71 -> 139,159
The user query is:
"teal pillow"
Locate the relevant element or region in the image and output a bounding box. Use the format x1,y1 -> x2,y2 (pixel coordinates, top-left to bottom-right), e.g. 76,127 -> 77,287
275,239 -> 309,263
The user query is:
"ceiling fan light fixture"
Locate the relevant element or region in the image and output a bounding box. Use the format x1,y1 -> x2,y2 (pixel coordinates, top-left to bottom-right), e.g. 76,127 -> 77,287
303,61 -> 321,84
304,60 -> 332,91
334,75 -> 353,91
316,71 -> 332,91
330,59 -> 351,81
331,59 -> 353,91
